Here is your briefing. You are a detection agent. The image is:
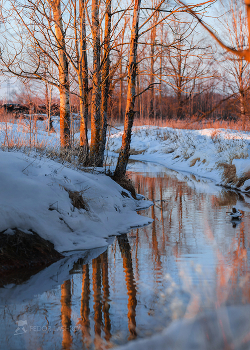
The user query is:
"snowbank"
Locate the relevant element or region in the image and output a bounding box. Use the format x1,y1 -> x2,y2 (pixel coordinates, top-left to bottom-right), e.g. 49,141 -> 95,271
107,126 -> 250,192
114,305 -> 250,350
0,150 -> 152,252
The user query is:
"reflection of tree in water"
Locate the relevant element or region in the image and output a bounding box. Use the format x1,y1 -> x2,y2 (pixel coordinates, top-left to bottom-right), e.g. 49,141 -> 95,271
117,234 -> 137,340
92,255 -> 103,346
76,251 -> 111,348
80,264 -> 91,348
149,180 -> 163,281
130,171 -> 250,306
61,280 -> 72,350
101,250 -> 111,341
57,171 -> 250,348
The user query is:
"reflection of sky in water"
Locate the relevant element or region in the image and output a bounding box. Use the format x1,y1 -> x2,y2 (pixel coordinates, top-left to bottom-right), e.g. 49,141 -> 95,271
1,166 -> 250,349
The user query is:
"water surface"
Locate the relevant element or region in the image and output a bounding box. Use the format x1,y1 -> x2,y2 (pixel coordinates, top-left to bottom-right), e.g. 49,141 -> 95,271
1,162 -> 250,350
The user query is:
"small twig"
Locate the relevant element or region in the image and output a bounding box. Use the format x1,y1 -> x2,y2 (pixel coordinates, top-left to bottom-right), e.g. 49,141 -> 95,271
135,83 -> 160,98
22,159 -> 36,173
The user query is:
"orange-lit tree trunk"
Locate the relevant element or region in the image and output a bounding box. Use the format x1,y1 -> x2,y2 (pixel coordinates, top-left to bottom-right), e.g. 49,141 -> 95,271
49,0 -> 71,148
78,0 -> 89,161
149,10 -> 158,119
114,0 -> 141,178
98,0 -> 111,166
89,0 -> 101,166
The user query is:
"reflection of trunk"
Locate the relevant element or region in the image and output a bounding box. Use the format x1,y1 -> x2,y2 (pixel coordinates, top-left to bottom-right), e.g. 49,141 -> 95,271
90,0 -> 101,166
150,180 -> 161,269
114,0 -> 141,178
92,256 -> 102,338
99,0 -> 111,166
117,234 -> 137,340
78,0 -> 89,161
50,0 -> 71,148
101,250 -> 111,341
80,264 -> 91,346
61,280 -> 72,349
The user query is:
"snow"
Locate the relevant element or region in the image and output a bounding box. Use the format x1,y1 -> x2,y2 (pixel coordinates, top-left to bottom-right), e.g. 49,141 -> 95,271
233,158 -> 250,177
0,149 -> 152,252
1,119 -> 250,253
114,305 -> 250,350
2,119 -> 250,349
107,125 -> 250,191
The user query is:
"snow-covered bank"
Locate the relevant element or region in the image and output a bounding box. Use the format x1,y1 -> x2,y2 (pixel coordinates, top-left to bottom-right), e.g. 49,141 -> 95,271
108,126 -> 250,192
0,150 -> 152,253
115,305 -> 250,350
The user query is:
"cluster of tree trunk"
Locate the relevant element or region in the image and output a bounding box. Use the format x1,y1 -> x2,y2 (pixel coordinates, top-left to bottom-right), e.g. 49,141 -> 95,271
1,0 -> 250,176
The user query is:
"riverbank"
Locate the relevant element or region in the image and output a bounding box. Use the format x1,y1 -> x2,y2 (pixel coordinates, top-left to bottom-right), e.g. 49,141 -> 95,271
0,149 -> 152,276
107,125 -> 250,192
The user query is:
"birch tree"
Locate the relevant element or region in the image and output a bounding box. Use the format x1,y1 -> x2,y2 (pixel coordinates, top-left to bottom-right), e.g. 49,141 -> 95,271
98,0 -> 112,166
114,0 -> 141,178
70,0 -> 89,161
89,0 -> 102,166
178,0 -> 250,62
1,0 -> 71,148
219,0 -> 250,128
48,0 -> 71,148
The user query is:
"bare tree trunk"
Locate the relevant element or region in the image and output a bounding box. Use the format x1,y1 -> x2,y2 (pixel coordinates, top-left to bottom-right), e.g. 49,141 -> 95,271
50,0 -> 71,148
119,61 -> 123,121
79,0 -> 89,162
240,91 -> 246,129
114,0 -> 141,178
46,83 -> 53,132
89,0 -> 101,166
99,0 -> 111,166
159,24 -> 163,120
149,18 -> 157,119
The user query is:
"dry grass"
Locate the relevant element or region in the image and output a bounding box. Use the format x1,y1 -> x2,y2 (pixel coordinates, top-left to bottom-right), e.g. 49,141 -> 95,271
218,163 -> 250,190
190,158 -> 200,167
129,148 -> 146,155
218,163 -> 237,185
236,170 -> 250,188
66,189 -> 89,211
133,115 -> 250,131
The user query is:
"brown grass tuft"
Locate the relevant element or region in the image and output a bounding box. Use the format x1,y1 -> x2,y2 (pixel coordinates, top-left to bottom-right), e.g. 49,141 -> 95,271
236,171 -> 250,188
190,158 -> 200,167
66,189 -> 89,210
129,148 -> 146,155
218,163 -> 237,185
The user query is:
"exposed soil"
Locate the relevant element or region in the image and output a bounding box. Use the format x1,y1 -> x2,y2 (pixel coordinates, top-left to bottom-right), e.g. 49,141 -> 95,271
0,228 -> 64,287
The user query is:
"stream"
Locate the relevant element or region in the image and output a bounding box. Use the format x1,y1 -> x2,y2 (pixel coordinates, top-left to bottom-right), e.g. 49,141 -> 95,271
1,161 -> 250,350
